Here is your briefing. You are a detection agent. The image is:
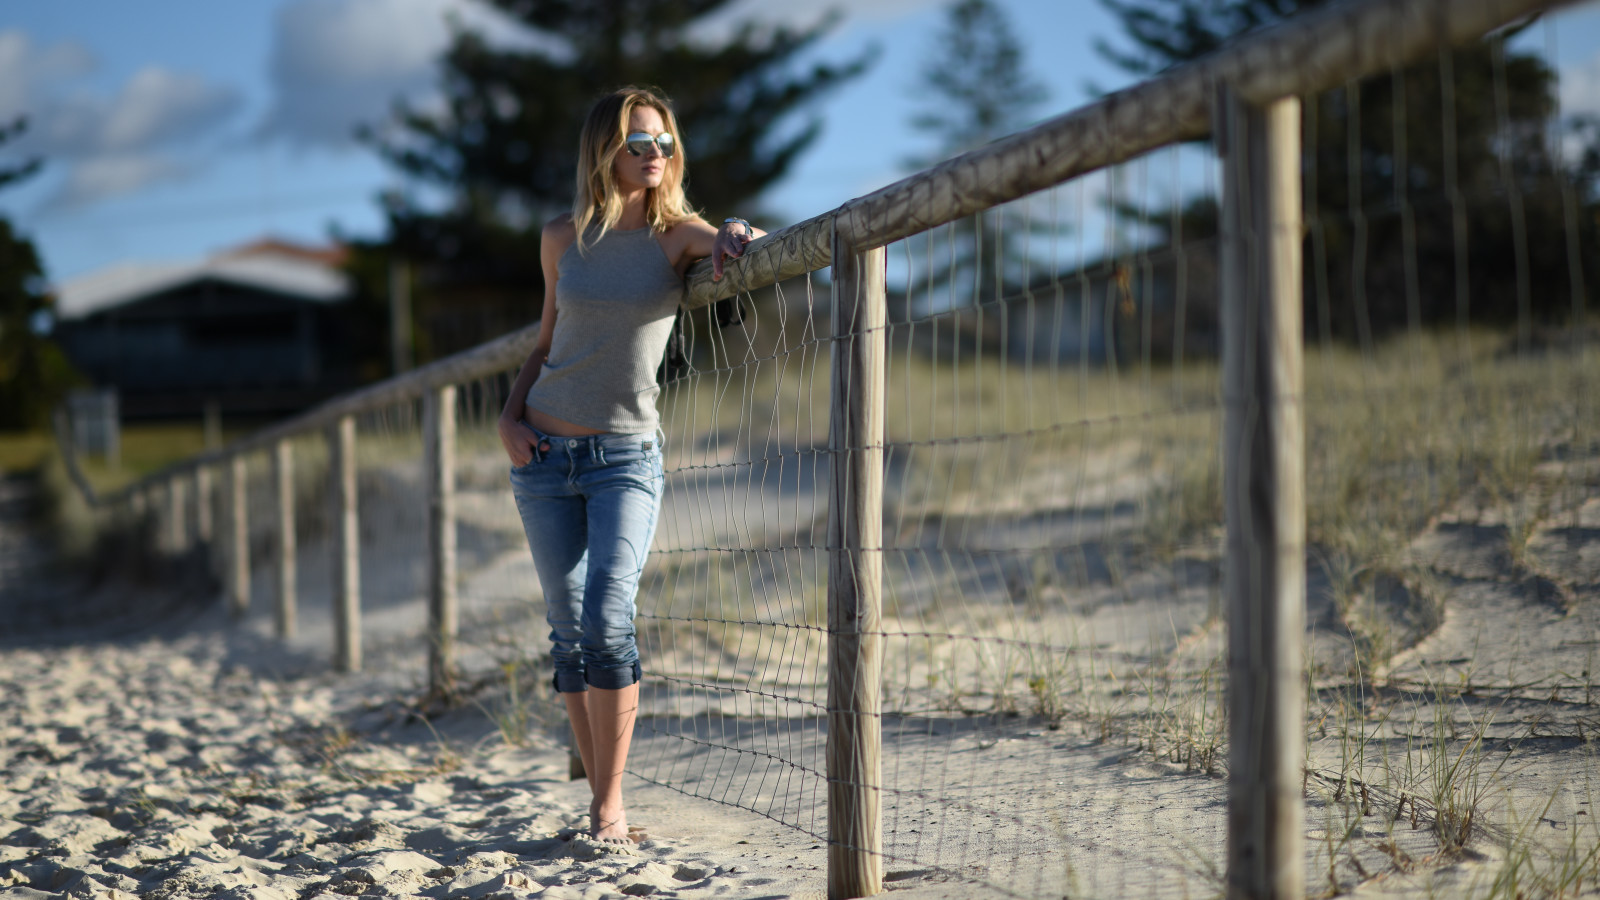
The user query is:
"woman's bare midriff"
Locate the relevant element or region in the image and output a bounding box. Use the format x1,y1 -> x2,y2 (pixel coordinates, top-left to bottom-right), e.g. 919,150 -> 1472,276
523,405 -> 606,438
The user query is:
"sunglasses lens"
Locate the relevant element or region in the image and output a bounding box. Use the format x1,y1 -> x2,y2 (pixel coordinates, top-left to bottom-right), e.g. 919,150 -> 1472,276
624,133 -> 674,158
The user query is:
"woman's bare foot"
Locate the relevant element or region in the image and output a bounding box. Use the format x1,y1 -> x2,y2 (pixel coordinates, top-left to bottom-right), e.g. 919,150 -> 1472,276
590,797 -> 630,843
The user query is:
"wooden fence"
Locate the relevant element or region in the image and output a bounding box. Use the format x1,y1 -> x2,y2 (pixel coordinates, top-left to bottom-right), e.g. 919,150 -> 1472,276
75,1 -> 1560,896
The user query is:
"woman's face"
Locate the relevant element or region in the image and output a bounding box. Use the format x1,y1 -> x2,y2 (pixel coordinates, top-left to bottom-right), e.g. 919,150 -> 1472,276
613,104 -> 669,194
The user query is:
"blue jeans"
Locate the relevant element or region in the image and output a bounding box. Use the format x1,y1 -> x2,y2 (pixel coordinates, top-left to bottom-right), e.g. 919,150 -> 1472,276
509,427 -> 664,693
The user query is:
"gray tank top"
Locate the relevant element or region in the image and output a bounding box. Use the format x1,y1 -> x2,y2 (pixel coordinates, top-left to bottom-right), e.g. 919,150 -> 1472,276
525,226 -> 684,433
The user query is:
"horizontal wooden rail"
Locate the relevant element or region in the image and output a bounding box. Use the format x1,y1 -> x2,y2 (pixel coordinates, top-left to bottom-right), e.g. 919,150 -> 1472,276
103,325 -> 541,503
101,0 -> 1560,502
681,0 -> 1563,309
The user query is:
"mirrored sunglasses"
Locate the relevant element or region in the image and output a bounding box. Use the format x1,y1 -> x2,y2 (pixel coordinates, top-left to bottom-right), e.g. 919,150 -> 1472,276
624,131 -> 676,158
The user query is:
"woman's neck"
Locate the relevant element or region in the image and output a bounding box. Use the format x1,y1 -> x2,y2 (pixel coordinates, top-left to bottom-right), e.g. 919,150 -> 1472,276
614,189 -> 649,231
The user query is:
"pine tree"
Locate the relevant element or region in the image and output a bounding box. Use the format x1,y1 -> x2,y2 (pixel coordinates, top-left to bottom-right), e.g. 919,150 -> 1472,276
1096,0 -> 1600,343
356,1 -> 871,361
0,117 -> 79,431
904,0 -> 1049,321
908,0 -> 1048,162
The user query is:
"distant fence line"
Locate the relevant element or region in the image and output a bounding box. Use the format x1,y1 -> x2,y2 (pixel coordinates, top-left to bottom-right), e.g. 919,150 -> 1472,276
82,0 -> 1550,498
67,0 -> 1567,897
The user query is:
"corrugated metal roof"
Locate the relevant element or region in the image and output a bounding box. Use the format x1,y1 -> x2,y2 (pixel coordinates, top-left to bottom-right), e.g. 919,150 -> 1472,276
55,249 -> 350,320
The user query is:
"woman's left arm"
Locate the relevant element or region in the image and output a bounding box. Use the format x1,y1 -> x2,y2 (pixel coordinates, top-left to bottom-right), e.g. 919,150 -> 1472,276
680,217 -> 768,282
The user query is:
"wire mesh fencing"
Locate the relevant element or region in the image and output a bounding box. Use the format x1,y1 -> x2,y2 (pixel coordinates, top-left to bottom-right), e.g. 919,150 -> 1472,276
87,1 -> 1600,897
617,159 -> 1239,898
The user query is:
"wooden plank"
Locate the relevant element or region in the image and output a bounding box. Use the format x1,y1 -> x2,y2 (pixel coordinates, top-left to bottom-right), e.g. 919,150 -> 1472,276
425,387 -> 458,696
166,477 -> 186,555
1219,88 -> 1305,900
184,327 -> 532,468
274,439 -> 297,640
331,416 -> 362,672
195,465 -> 212,546
825,236 -> 886,900
229,455 -> 250,619
680,0 -> 1560,309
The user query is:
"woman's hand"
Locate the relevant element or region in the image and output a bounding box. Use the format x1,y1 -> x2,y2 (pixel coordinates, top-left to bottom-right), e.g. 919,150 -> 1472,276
498,414 -> 539,467
711,219 -> 757,282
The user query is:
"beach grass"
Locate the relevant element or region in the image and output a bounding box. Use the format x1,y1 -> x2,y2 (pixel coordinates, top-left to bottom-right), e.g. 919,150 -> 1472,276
0,430 -> 56,475
30,317 -> 1599,896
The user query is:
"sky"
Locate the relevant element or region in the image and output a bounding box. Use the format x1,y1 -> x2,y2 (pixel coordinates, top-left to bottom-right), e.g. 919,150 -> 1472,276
3,0 -> 1600,287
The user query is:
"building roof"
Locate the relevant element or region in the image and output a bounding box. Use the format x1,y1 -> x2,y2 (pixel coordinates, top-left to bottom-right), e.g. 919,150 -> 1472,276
218,238 -> 350,267
54,242 -> 350,321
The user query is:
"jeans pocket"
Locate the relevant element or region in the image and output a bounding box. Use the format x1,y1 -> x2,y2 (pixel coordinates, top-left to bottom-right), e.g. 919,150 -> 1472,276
511,436 -> 554,473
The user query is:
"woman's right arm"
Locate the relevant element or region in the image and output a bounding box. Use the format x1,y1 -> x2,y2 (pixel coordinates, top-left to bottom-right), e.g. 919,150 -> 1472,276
498,216 -> 573,465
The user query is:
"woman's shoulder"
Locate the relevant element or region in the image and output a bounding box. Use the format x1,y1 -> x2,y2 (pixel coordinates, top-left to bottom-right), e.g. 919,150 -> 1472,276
660,214 -> 716,252
544,213 -> 576,237
541,214 -> 578,258
663,214 -> 714,238
657,216 -> 717,276
543,213 -> 577,241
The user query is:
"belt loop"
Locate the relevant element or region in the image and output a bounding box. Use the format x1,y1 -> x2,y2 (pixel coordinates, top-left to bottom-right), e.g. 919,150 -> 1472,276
594,436 -> 606,465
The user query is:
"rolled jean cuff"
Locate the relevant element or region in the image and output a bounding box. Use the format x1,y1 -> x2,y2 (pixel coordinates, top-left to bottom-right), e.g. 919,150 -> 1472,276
553,670 -> 589,694
588,661 -> 642,691
551,661 -> 642,693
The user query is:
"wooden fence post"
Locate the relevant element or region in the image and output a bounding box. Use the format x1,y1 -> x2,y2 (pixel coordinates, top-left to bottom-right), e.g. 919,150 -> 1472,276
331,415 -> 361,672
274,439 -> 297,639
165,477 -> 187,555
130,488 -> 149,551
826,233 -> 886,900
1219,87 -> 1305,900
424,387 -> 458,696
195,464 -> 213,547
229,455 -> 250,618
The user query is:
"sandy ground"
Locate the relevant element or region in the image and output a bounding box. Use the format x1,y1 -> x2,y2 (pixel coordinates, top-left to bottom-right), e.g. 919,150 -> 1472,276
0,603 -> 841,900
0,474 -> 837,900
8,412 -> 1600,900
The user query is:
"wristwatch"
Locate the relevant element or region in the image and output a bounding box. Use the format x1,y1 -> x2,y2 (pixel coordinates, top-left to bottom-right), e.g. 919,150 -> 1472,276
723,217 -> 752,236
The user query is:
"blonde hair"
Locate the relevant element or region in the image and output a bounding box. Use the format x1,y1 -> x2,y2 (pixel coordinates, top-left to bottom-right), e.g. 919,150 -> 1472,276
572,86 -> 697,253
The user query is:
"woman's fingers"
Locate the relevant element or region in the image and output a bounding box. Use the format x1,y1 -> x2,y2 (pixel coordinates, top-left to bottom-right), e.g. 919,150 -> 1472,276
711,232 -> 747,282
509,437 -> 535,467
499,418 -> 539,467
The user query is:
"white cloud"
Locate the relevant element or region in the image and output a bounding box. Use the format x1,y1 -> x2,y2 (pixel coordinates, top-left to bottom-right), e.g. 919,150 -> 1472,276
0,29 -> 240,209
1560,50 -> 1600,118
0,30 -> 94,120
52,155 -> 181,208
102,68 -> 236,152
255,0 -> 913,148
259,0 -> 551,147
22,67 -> 237,161
719,0 -> 940,30
690,0 -> 942,45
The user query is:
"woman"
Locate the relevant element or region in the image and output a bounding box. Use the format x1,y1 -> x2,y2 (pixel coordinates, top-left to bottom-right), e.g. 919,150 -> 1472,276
497,86 -> 764,845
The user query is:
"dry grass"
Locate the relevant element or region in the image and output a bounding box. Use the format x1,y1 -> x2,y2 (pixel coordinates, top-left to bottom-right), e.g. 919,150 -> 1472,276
0,430 -> 56,475
49,317 -> 1600,895
632,321 -> 1600,892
